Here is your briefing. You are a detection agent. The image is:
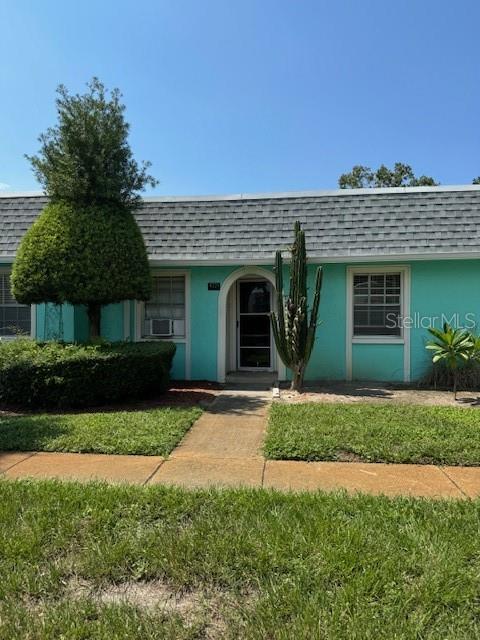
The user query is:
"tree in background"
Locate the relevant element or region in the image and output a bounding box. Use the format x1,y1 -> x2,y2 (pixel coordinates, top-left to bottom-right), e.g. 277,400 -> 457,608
12,79 -> 157,338
473,177 -> 480,185
339,163 -> 438,189
270,222 -> 323,392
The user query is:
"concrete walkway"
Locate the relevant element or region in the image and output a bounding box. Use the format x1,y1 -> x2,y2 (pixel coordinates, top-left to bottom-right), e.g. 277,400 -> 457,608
150,390 -> 269,488
2,390 -> 480,499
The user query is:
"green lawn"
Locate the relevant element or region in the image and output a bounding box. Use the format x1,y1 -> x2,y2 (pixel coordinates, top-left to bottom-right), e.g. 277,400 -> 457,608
0,480 -> 479,639
264,402 -> 480,465
0,407 -> 202,456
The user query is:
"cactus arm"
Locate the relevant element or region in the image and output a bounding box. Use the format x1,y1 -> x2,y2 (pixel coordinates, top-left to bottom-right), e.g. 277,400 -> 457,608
305,266 -> 323,362
271,310 -> 292,367
290,221 -> 300,305
299,226 -> 307,298
271,249 -> 293,366
309,266 -> 323,330
274,250 -> 287,356
274,249 -> 283,293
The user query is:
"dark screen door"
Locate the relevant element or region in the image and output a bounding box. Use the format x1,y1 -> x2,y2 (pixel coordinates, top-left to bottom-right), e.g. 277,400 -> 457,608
238,281 -> 271,369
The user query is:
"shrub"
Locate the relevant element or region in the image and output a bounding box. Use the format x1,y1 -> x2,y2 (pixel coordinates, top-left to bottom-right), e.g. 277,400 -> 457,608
0,339 -> 175,409
420,359 -> 480,392
423,326 -> 480,395
425,323 -> 473,398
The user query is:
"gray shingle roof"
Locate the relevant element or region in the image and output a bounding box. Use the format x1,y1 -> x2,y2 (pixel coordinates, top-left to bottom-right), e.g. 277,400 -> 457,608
2,186 -> 480,263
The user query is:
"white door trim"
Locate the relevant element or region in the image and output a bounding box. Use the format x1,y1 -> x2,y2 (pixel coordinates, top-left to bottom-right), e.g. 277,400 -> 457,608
217,266 -> 287,382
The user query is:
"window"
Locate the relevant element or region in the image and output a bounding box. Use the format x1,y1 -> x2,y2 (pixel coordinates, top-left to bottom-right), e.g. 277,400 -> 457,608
142,275 -> 185,338
353,272 -> 401,337
0,271 -> 31,337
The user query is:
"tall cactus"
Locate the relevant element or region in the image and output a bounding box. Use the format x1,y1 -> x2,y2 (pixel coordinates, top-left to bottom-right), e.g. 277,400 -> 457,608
270,221 -> 323,391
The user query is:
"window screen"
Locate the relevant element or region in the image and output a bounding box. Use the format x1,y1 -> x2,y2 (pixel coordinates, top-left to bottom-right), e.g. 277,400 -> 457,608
0,272 -> 31,337
353,273 -> 401,337
143,275 -> 185,337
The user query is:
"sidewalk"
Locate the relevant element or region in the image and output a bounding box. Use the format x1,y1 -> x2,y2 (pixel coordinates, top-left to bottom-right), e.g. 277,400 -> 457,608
2,390 -> 480,499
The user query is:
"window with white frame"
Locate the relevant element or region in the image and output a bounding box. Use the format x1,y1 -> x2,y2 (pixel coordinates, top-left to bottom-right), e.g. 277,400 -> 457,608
353,272 -> 402,337
142,275 -> 185,338
0,271 -> 31,337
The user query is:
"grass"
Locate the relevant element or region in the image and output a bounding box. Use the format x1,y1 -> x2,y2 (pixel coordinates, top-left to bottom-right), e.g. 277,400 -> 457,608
0,407 -> 202,456
264,402 -> 480,465
0,480 -> 479,638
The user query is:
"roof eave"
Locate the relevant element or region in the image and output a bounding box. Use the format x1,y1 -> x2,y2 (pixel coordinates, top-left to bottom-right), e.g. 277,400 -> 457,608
3,250 -> 480,266
147,251 -> 480,266
2,183 -> 480,202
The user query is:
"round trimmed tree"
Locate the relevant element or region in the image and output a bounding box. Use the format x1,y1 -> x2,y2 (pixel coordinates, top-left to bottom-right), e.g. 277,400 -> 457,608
11,79 -> 157,338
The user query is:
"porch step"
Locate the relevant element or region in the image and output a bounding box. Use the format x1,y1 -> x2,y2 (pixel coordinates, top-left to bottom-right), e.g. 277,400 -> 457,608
225,371 -> 278,390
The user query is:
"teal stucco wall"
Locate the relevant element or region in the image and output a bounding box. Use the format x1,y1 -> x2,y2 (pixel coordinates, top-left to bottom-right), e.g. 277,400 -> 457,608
101,303 -> 125,342
173,263 -> 347,382
170,343 -> 186,380
36,303 -> 75,341
190,265 -> 244,380
306,263 -> 346,380
36,302 -> 126,344
352,343 -> 404,382
8,258 -> 480,383
409,259 -> 480,381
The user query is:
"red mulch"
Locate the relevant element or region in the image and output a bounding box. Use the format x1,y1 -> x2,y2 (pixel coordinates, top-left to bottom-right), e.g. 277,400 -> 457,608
147,381 -> 222,408
0,381 -> 223,416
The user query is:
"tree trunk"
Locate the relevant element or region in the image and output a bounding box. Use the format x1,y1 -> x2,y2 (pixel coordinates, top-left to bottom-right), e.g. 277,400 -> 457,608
453,369 -> 458,401
290,366 -> 305,392
87,302 -> 101,341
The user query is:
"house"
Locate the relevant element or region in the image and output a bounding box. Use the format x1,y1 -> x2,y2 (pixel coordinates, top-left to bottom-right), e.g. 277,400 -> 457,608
1,185 -> 480,383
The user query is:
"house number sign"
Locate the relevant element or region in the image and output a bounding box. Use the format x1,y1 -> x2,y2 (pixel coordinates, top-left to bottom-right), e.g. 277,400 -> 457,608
208,282 -> 221,290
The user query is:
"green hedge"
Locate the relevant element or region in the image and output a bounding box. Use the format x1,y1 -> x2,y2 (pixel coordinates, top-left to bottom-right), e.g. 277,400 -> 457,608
0,339 -> 176,409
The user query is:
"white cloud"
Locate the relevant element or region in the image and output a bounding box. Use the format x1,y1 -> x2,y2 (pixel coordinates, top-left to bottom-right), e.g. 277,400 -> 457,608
0,182 -> 10,190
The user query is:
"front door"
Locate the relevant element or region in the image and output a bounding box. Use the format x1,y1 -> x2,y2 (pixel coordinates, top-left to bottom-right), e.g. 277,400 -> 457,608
237,280 -> 272,369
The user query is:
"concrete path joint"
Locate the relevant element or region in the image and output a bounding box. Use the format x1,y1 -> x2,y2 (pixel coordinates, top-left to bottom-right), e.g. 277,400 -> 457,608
2,390 -> 480,499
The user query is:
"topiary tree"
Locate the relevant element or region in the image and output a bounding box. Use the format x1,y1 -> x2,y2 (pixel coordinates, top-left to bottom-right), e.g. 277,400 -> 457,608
270,222 -> 323,391
11,78 -> 157,338
12,203 -> 151,336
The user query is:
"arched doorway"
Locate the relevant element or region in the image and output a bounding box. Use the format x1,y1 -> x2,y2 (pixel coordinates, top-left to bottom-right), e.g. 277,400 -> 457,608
217,267 -> 286,382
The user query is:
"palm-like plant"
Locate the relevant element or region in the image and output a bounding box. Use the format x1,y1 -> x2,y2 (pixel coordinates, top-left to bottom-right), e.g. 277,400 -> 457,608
468,333 -> 480,362
426,323 -> 473,399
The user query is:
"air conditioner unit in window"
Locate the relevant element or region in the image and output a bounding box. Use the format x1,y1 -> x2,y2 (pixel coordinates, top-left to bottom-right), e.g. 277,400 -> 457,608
147,318 -> 174,337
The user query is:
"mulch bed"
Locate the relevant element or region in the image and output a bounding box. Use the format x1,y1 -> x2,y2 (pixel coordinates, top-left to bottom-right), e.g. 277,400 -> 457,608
278,382 -> 480,407
0,381 -> 223,416
151,381 -> 222,407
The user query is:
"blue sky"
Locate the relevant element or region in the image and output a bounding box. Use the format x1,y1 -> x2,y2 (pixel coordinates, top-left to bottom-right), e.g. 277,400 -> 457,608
1,0 -> 479,195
